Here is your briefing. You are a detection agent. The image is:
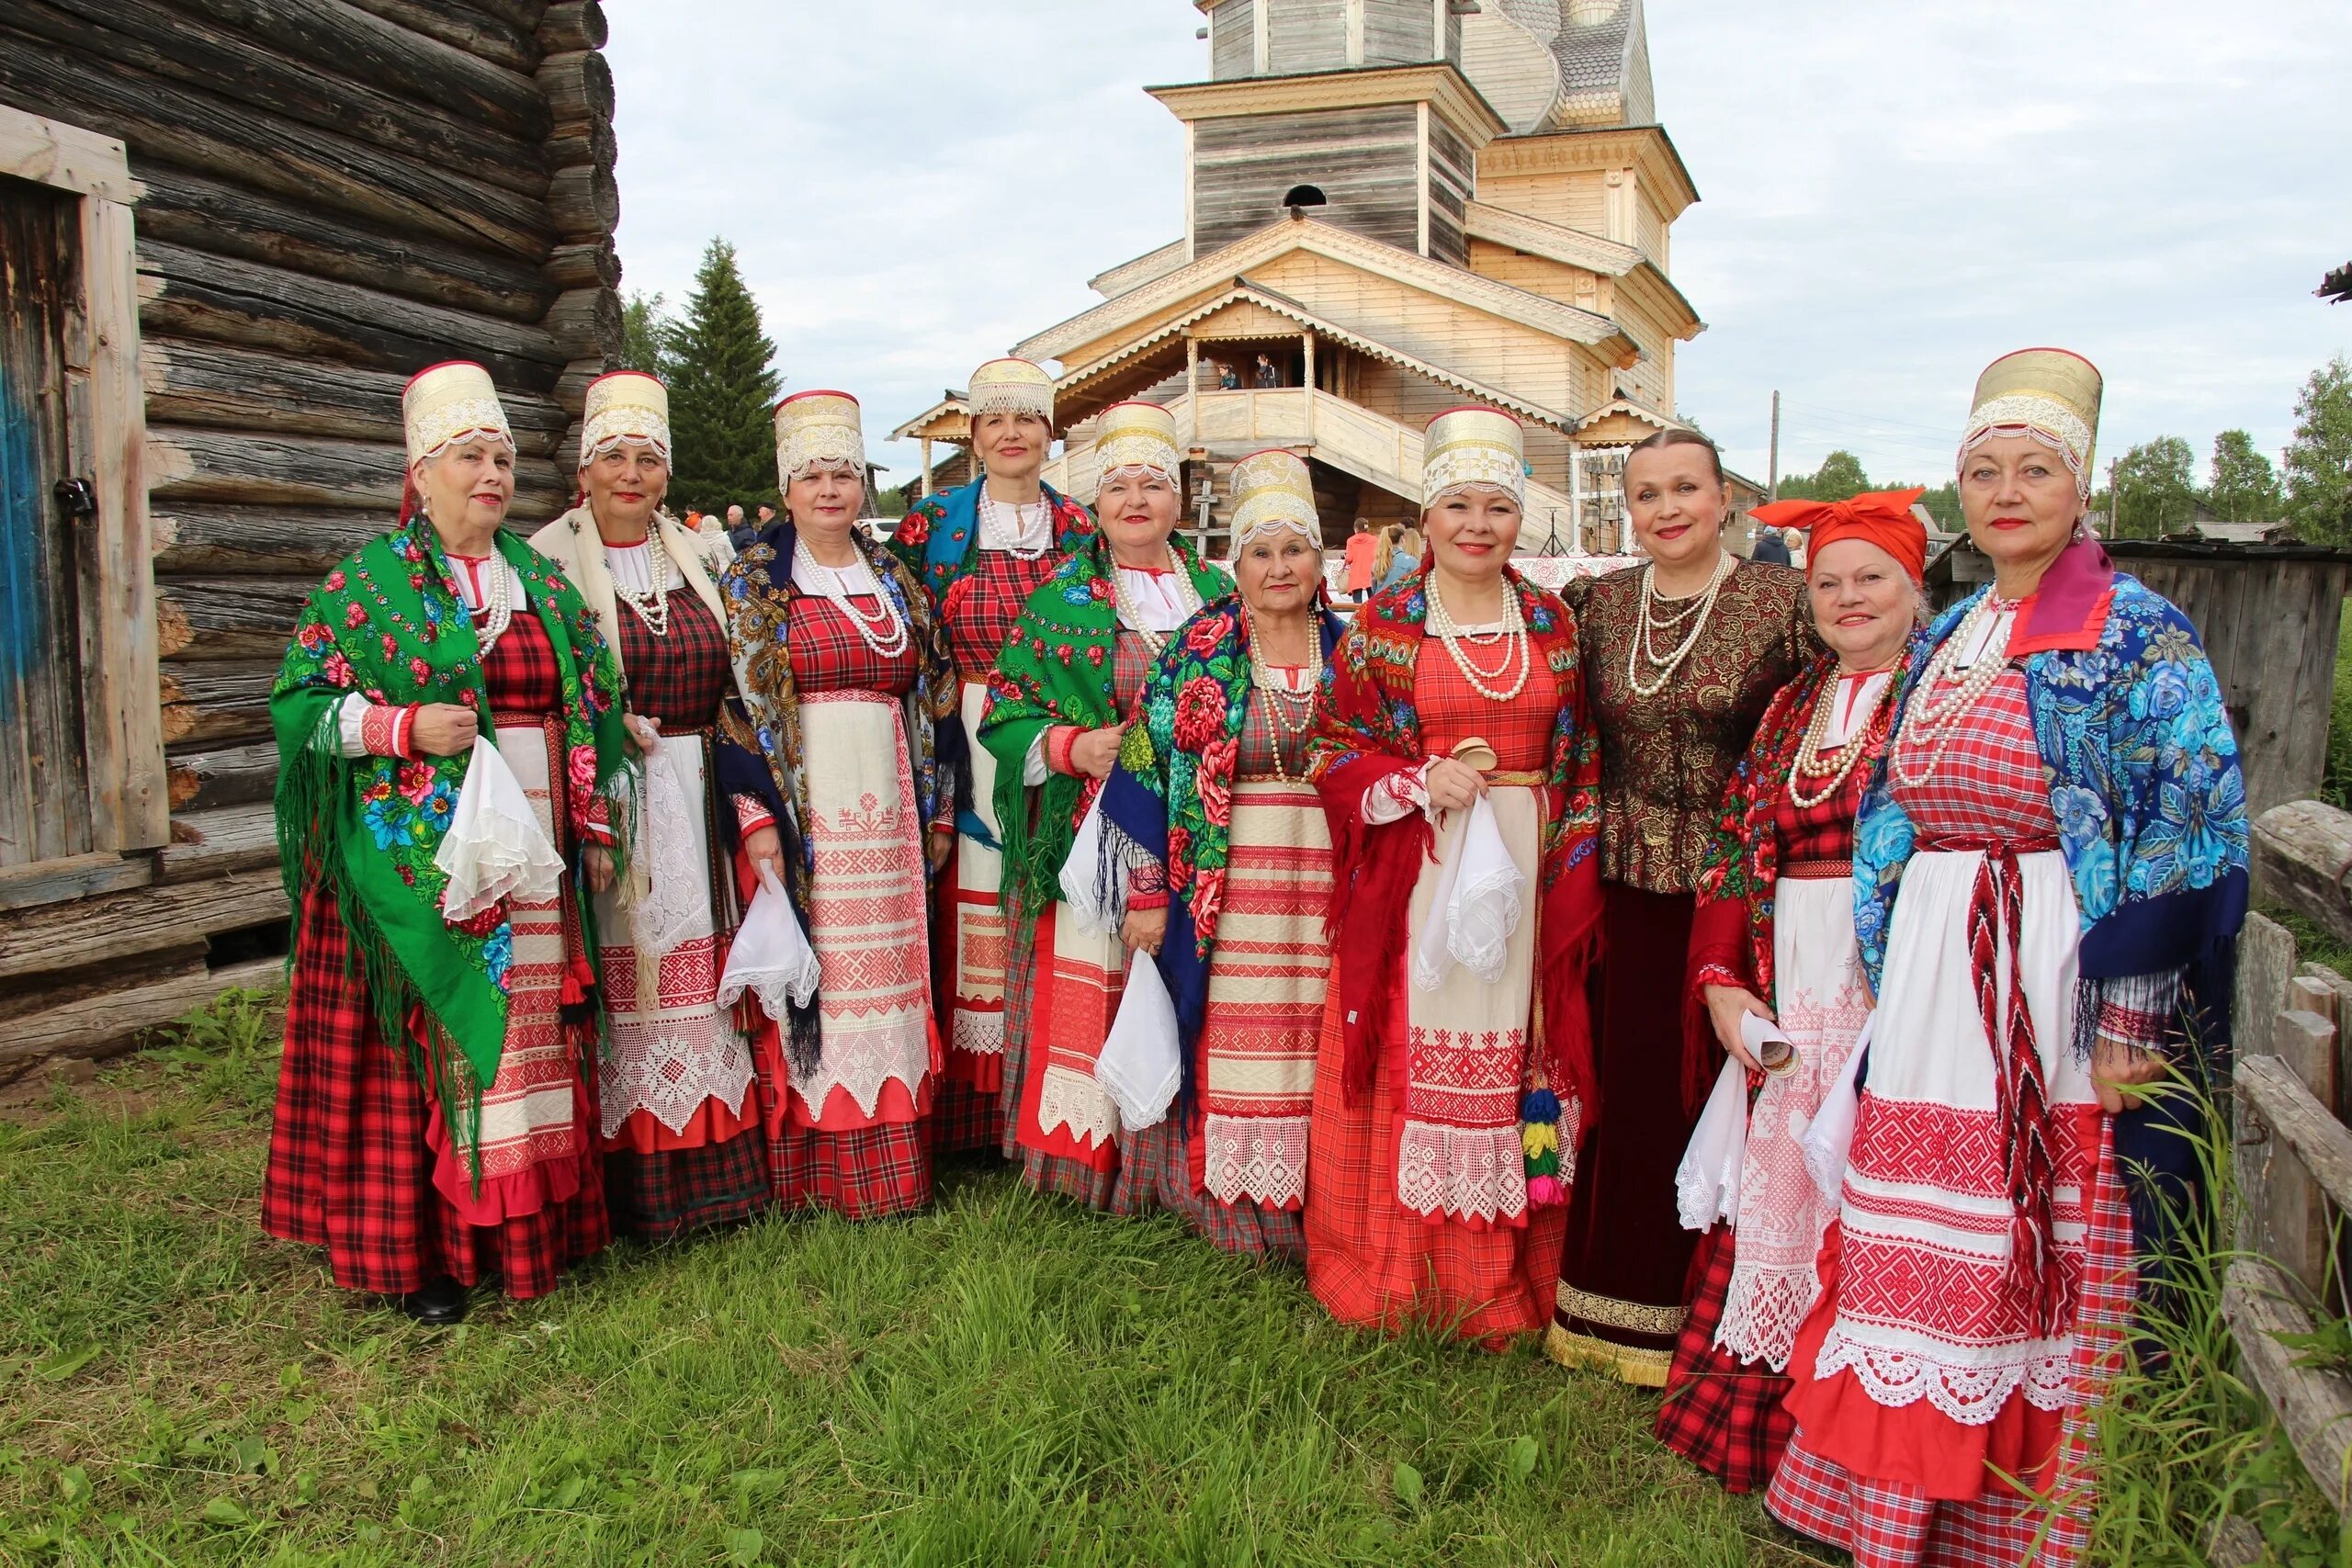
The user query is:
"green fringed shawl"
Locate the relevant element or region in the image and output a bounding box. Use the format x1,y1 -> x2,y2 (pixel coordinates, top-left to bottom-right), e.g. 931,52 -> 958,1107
977,533 -> 1227,913
270,517 -> 628,1159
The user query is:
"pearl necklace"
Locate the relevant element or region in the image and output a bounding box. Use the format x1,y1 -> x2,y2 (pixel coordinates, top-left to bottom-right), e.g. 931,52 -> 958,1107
1424,578 -> 1532,703
1108,550 -> 1203,658
979,490 -> 1049,560
1627,550 -> 1736,699
1243,607 -> 1322,783
453,551 -> 515,659
1892,595 -> 2016,787
608,540 -> 673,637
797,545 -> 910,660
1786,670 -> 1894,809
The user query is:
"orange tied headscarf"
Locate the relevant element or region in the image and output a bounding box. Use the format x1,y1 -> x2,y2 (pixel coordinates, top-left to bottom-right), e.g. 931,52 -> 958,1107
1750,487 -> 1928,585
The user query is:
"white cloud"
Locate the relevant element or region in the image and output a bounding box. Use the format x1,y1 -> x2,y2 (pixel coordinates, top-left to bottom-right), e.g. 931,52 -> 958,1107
611,0 -> 2352,496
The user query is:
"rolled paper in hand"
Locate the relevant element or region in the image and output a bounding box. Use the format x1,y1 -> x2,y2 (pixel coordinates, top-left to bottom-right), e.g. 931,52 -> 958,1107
1740,1010 -> 1801,1077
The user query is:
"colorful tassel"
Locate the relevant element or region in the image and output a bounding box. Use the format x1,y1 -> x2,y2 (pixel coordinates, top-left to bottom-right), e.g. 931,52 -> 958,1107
1527,1175 -> 1565,1207
1520,1120 -> 1558,1158
1520,1088 -> 1560,1122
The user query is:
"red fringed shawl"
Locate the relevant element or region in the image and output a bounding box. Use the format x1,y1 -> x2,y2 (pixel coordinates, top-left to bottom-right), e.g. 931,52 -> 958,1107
1306,570 -> 1606,1120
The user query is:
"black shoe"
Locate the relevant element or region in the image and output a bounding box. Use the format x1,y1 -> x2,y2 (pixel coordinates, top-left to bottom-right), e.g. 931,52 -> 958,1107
398,1277 -> 469,1325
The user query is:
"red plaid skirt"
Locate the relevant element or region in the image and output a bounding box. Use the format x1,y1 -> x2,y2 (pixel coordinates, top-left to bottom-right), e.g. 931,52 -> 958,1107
602,1136 -> 770,1244
1654,1224 -> 1794,1494
262,889 -> 610,1300
925,1077 -> 1004,1158
1114,1116 -> 1307,1262
1001,906 -> 1120,1207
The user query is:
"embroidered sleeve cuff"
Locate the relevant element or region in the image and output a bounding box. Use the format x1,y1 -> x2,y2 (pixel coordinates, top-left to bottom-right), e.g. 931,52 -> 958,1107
344,696 -> 424,760
1692,964 -> 1747,998
2095,971 -> 2180,1055
734,795 -> 775,835
1046,726 -> 1083,778
1126,890 -> 1170,911
579,794 -> 616,844
1361,763 -> 1429,825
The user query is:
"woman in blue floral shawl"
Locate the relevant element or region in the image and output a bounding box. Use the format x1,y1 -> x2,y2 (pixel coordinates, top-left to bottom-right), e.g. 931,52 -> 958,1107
1768,350 -> 2249,1567
1093,449 -> 1342,1259
263,364 -> 628,1325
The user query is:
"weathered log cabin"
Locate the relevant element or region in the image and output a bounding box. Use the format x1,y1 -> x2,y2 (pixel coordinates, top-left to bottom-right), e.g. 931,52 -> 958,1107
0,0 -> 623,1077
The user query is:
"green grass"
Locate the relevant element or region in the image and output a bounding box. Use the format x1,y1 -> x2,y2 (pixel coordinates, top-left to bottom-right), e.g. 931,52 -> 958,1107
2,989 -> 1817,1567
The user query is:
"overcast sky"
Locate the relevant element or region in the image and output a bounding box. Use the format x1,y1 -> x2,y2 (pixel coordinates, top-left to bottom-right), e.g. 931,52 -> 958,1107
609,1 -> 2352,493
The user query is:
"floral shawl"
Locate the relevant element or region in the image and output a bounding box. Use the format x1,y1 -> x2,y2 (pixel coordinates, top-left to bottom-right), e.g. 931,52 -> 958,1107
1853,540 -> 2250,1060
886,475 -> 1094,606
271,516 -> 627,1156
1305,570 -> 1605,1124
1097,599 -> 1345,1063
710,520 -> 963,1075
976,533 -> 1230,914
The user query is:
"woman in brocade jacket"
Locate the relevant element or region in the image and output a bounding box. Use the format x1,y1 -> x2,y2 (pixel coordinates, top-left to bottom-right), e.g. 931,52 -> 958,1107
1548,429 -> 1815,1388
715,391 -> 963,1219
978,401 -> 1227,1208
1093,449 -> 1343,1259
527,371 -> 767,1242
1767,349 -> 2249,1566
265,362 -> 628,1323
887,357 -> 1092,1155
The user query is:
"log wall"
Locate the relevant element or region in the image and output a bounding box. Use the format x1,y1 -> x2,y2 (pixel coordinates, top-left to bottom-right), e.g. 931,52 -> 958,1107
1193,104 -> 1426,256
0,0 -> 623,1077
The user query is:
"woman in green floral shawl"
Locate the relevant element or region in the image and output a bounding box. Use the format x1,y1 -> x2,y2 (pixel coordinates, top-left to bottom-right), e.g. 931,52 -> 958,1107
977,400 -> 1227,1207
262,364 -> 628,1325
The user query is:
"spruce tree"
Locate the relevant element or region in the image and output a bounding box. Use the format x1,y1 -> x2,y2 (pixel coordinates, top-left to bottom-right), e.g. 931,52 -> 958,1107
666,239 -> 782,513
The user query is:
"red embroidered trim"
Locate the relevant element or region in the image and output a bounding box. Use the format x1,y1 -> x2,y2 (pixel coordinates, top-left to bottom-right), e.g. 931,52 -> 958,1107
733,795 -> 775,834
1047,725 -> 1080,777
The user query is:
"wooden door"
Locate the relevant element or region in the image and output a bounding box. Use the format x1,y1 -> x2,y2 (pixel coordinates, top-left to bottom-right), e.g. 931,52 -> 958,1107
0,174 -> 93,868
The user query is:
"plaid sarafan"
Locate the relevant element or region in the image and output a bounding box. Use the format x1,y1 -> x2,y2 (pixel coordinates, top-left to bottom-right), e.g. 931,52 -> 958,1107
1654,1225 -> 1793,1495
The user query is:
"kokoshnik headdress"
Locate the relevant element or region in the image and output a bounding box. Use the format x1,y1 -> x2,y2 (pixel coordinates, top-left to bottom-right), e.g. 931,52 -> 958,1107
579,370 -> 672,468
1958,347 -> 2104,500
1421,406 -> 1525,506
1091,400 -> 1182,497
774,389 -> 865,488
1228,448 -> 1320,547
967,356 -> 1056,424
403,361 -> 513,467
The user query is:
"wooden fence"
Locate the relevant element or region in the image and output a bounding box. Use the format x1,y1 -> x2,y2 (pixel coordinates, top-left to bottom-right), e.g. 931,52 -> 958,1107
2221,799 -> 2352,1559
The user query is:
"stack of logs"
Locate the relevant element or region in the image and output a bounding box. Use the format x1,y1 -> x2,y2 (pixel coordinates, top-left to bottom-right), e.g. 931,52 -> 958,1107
0,0 -> 622,1066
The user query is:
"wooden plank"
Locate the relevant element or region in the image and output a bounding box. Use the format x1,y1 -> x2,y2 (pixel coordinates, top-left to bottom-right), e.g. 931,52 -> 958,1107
2278,988 -> 2340,1293
0,850 -> 153,911
147,425 -> 566,519
2238,911 -> 2298,1067
0,954 -> 283,1069
157,661 -> 278,749
2222,1258 -> 2352,1513
136,240 -> 565,389
2242,1050 -> 2352,1218
0,864 -> 285,982
158,801 -> 280,882
151,503 -> 388,578
155,576 -> 314,661
0,101 -> 136,202
141,335 -> 567,451
334,0 -> 537,74
134,164 -> 554,326
2207,1516 -> 2264,1567
166,741 -> 277,812
0,34 -> 555,262
2256,801 -> 2352,950
15,0 -> 551,199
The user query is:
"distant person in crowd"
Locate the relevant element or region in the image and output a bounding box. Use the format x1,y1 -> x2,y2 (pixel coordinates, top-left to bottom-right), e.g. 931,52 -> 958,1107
264,362 -> 628,1324
1748,522 -> 1792,565
756,502 -> 777,528
1783,526 -> 1807,570
1254,353 -> 1281,389
1373,523 -> 1422,592
1217,361 -> 1241,390
1341,517 -> 1377,602
725,502 -> 757,553
526,372 -> 764,1244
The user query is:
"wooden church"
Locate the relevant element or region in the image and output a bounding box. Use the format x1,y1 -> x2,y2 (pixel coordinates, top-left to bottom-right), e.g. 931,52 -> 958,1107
897,0 -> 1708,556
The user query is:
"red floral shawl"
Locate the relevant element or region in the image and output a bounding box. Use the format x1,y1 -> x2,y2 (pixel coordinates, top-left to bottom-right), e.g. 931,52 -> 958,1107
1306,570 -> 1605,1120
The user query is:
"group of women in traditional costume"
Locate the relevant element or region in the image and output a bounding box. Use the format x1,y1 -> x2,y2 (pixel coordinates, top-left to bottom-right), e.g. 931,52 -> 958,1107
264,345 -> 2247,1564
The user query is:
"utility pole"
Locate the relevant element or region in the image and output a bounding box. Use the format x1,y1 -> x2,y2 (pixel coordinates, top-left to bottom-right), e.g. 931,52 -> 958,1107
2106,457 -> 2120,539
1768,390 -> 1781,502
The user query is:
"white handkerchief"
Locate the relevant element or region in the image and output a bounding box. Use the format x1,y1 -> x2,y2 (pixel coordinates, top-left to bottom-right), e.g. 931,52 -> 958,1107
1412,795 -> 1523,990
435,737 -> 565,921
1058,785 -> 1118,935
1676,1055 -> 1750,1232
718,866 -> 821,1019
627,743 -> 710,958
1801,1012 -> 1871,1205
1095,952 -> 1181,1131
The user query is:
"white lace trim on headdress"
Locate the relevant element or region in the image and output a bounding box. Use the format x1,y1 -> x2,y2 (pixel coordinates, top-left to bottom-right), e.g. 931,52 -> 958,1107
970,384 -> 1053,421
1422,443 -> 1524,505
410,398 -> 514,466
579,410 -> 671,468
1960,394 -> 2094,497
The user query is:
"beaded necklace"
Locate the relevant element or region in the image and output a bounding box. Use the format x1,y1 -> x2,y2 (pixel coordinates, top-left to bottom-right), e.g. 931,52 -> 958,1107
795,544 -> 910,660
1108,549 -> 1203,659
1786,669 -> 1894,809
1627,549 -> 1736,698
1242,606 -> 1321,783
606,538 -> 673,637
1424,577 -> 1531,703
978,489 -> 1049,560
1892,594 -> 2018,787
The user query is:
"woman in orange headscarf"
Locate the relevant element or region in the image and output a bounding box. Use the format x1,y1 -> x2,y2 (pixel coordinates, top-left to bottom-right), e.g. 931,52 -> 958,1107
1652,491 -> 1928,1493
